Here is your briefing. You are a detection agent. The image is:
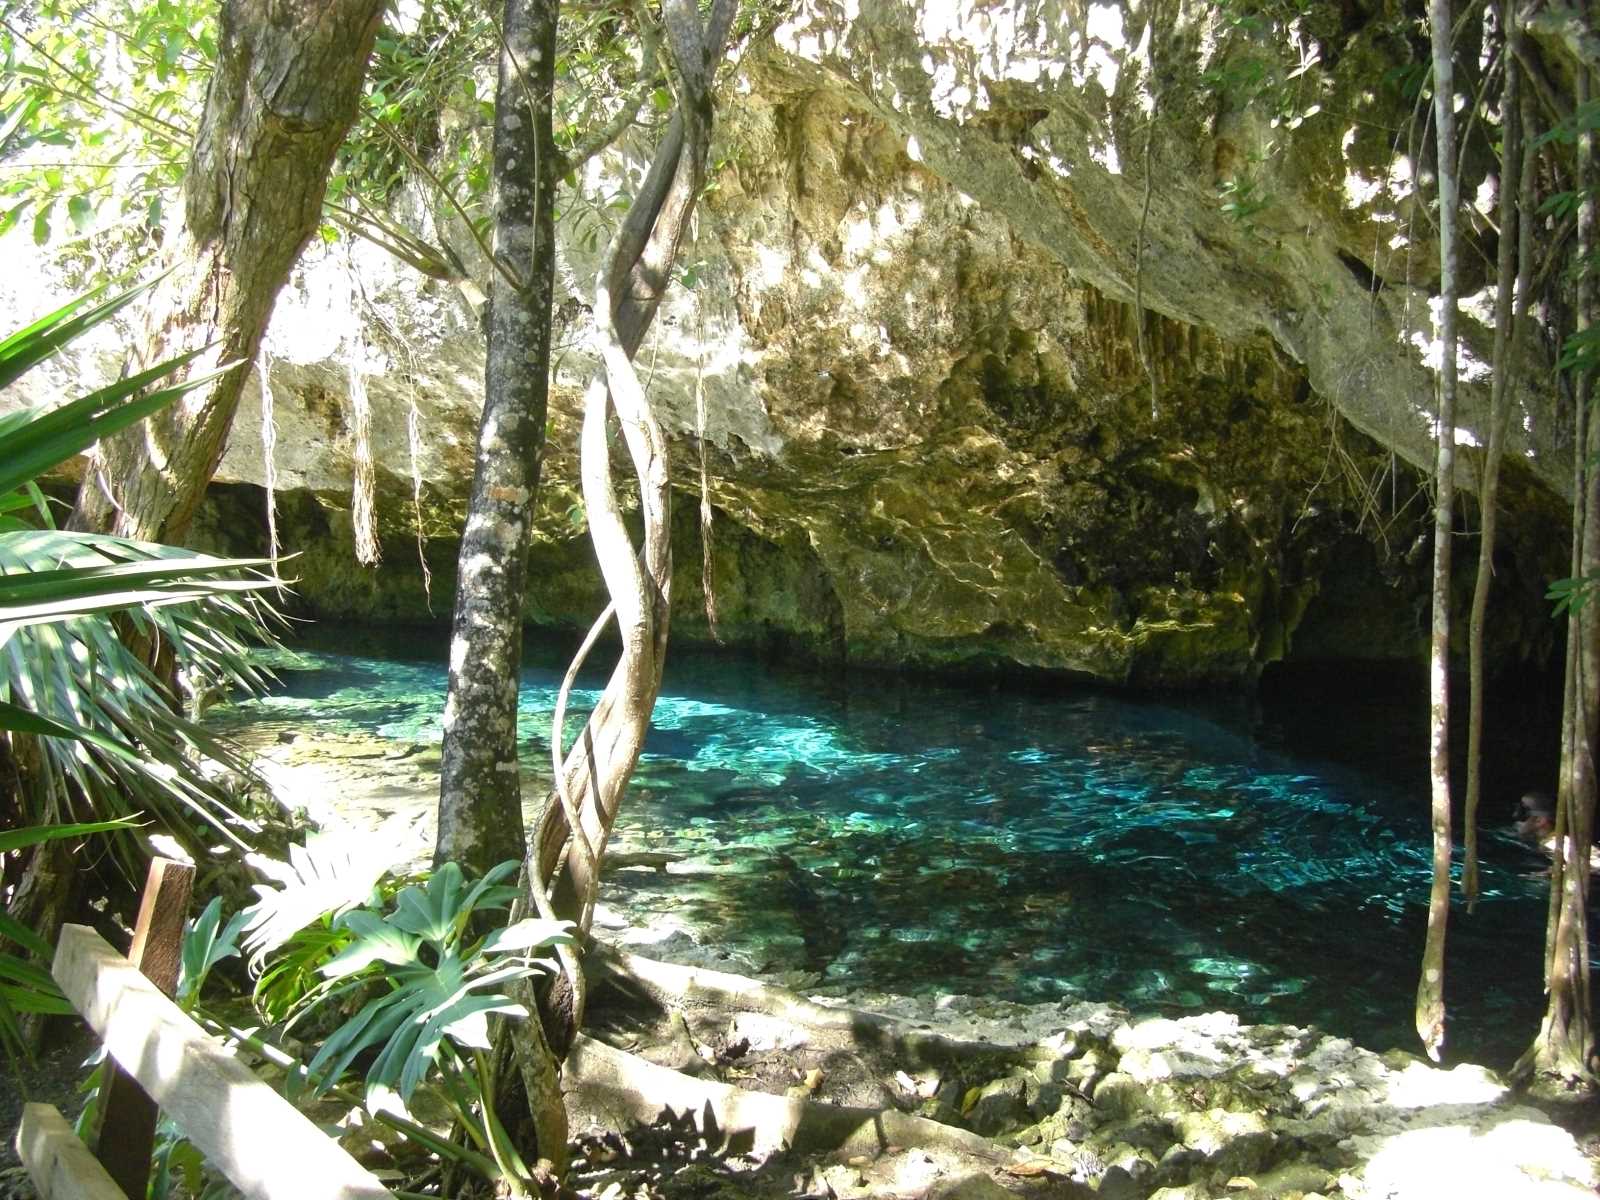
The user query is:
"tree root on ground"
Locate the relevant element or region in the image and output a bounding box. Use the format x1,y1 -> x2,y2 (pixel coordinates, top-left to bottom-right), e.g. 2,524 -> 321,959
564,948 -> 1098,1198
588,945 -> 1049,1076
567,1034 -> 1016,1164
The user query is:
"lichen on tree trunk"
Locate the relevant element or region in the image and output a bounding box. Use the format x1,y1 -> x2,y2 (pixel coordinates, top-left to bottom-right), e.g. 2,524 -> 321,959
433,0 -> 559,879
70,0 -> 385,544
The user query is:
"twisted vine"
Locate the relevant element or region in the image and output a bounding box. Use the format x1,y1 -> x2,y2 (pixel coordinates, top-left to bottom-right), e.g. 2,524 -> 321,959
530,0 -> 736,1045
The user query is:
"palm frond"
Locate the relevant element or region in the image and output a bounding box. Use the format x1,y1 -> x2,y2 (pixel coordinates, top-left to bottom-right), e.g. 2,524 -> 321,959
0,278 -> 287,870
0,272 -> 161,389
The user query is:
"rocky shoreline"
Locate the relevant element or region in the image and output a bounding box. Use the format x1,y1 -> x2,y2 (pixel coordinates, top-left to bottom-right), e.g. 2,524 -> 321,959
224,721 -> 1598,1199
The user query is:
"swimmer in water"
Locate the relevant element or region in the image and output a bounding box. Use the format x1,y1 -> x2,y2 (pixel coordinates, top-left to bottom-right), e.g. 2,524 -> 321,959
1514,791 -> 1555,842
1514,790 -> 1600,870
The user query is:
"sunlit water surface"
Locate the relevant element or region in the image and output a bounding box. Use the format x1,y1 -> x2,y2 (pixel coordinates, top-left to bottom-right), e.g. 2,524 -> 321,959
230,625 -> 1560,1068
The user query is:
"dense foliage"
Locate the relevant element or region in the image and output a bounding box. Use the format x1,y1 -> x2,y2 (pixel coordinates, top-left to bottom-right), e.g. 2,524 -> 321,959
0,3 -> 1597,1195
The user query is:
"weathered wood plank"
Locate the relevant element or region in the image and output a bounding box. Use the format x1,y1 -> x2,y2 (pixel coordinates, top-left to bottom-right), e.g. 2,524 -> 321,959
53,924 -> 393,1200
16,1102 -> 128,1200
95,857 -> 194,1200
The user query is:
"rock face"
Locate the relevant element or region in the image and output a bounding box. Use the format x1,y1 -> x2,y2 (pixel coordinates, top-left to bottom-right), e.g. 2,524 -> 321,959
180,0 -> 1570,684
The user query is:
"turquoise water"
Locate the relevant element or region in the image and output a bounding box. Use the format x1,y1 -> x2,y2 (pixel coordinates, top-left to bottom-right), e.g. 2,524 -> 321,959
234,625 -> 1558,1067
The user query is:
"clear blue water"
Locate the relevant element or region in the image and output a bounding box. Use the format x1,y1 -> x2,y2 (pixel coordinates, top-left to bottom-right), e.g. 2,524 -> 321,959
231,625 -> 1561,1068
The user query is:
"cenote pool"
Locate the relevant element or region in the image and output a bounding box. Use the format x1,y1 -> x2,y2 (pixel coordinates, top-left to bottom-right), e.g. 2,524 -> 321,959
229,624 -> 1563,1069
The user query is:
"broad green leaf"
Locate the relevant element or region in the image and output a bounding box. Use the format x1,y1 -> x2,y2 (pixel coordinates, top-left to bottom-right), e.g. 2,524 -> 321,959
401,995 -> 526,1099
177,897 -> 247,1007
387,863 -> 465,944
306,988 -> 416,1096
452,859 -> 520,928
320,910 -> 420,978
480,918 -> 574,955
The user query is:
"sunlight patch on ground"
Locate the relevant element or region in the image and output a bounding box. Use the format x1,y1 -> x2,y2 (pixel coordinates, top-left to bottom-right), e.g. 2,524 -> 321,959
1354,1115 -> 1596,1199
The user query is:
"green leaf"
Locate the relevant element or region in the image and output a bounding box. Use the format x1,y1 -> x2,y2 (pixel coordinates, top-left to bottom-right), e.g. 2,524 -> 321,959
479,918 -> 574,955
399,993 -> 525,1099
1558,325 -> 1600,376
0,980 -> 72,1015
0,272 -> 164,390
388,863 -> 466,944
66,194 -> 93,234
0,540 -> 278,628
320,910 -> 421,978
0,910 -> 54,960
1547,571 -> 1600,617
0,955 -> 60,992
0,356 -> 234,496
0,816 -> 138,855
177,898 -> 248,1008
1533,97 -> 1600,148
253,924 -> 347,1024
239,822 -> 416,965
306,987 -> 416,1096
0,198 -> 32,240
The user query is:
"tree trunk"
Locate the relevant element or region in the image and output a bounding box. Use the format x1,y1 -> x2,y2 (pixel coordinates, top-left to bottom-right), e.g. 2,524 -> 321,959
1416,0 -> 1459,1063
1521,63 -> 1597,1088
428,0 -> 565,1175
70,0 -> 385,543
433,0 -> 559,879
1462,6 -> 1522,910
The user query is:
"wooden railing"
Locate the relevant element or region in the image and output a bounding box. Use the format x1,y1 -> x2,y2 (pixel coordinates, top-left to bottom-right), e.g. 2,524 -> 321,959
13,858 -> 394,1200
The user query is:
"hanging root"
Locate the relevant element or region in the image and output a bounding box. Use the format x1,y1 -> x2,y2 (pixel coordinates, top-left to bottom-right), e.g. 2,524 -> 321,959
406,393 -> 433,612
694,295 -> 721,642
258,344 -> 282,576
347,330 -> 381,567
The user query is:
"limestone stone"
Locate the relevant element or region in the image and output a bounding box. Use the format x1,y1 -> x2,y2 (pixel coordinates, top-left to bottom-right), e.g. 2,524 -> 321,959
963,1073 -> 1031,1137
62,2 -> 1556,684
1174,1108 -> 1276,1175
1088,1072 -> 1147,1122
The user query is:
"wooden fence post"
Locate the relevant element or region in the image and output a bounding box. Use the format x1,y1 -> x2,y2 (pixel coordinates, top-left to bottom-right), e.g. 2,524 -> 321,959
92,856 -> 194,1200
53,924 -> 394,1200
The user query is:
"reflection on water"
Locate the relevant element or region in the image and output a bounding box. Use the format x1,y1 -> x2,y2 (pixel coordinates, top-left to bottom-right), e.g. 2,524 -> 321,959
230,625 -> 1558,1067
